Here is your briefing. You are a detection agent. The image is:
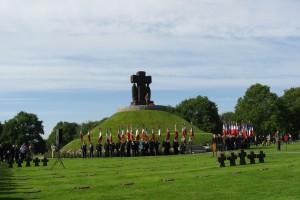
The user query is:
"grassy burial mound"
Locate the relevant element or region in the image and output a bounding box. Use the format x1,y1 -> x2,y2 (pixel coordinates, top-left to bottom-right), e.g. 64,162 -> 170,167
62,110 -> 212,152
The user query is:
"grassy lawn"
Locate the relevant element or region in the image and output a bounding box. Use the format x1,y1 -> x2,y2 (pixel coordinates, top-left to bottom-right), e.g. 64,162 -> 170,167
1,142 -> 299,200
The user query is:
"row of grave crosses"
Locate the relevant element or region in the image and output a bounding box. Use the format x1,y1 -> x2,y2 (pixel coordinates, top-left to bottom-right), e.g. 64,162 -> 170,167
8,157 -> 49,168
218,150 -> 266,167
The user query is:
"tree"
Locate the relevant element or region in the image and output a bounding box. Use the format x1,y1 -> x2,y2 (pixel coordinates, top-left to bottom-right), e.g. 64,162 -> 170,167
0,111 -> 45,153
235,83 -> 283,135
46,121 -> 79,149
175,95 -> 222,133
220,112 -> 236,122
280,87 -> 300,134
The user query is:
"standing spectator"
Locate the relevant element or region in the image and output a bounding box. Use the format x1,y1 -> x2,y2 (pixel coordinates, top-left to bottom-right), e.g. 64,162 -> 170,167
81,141 -> 87,158
51,144 -> 56,159
0,144 -> 4,162
96,141 -> 102,158
89,142 -> 94,158
20,143 -> 27,160
275,131 -> 281,151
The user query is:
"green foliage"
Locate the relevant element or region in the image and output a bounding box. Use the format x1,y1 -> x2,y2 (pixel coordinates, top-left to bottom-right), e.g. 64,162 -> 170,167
174,95 -> 222,133
62,110 -> 211,152
235,83 -> 283,135
46,119 -> 107,150
220,112 -> 236,122
280,87 -> 300,133
1,143 -> 300,200
0,111 -> 45,153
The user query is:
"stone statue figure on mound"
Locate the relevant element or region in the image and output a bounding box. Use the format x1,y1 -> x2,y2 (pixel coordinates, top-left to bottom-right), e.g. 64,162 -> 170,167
130,71 -> 153,105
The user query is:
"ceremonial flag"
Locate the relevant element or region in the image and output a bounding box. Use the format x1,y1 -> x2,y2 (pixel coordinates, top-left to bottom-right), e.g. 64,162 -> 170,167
106,129 -> 109,143
145,127 -> 149,141
151,128 -> 155,139
222,122 -> 227,136
121,128 -> 125,141
174,124 -> 178,140
182,123 -> 186,138
87,131 -> 91,143
158,125 -> 161,138
126,126 -> 130,139
142,125 -> 145,139
99,128 -> 103,142
190,124 -> 194,139
80,129 -> 83,141
109,128 -> 113,142
166,127 -> 170,141
130,126 -> 133,140
135,125 -> 140,140
118,128 -> 121,140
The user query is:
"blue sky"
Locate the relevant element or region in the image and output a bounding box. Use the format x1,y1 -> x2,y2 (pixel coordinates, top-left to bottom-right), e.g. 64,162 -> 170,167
0,0 -> 299,139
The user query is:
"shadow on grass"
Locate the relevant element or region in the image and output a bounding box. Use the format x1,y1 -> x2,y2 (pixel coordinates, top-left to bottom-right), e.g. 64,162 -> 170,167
0,162 -> 25,200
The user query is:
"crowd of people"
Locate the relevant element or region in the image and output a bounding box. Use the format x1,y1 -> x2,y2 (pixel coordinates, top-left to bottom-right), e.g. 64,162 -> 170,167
80,125 -> 194,158
0,143 -> 33,163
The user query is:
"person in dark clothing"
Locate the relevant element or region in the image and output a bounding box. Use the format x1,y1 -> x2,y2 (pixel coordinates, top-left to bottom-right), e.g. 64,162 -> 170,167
173,139 -> 179,155
89,142 -> 94,158
154,138 -> 160,156
96,141 -> 102,158
0,144 -> 4,162
81,141 -> 87,158
149,139 -> 155,156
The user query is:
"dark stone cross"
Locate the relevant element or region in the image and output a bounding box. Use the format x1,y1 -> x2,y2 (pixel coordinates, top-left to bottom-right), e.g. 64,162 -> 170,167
256,151 -> 266,163
42,157 -> 49,166
26,157 -> 32,167
227,152 -> 237,166
218,153 -> 226,167
33,157 -> 40,166
238,149 -> 247,165
247,151 -> 256,164
17,159 -> 23,167
130,71 -> 153,105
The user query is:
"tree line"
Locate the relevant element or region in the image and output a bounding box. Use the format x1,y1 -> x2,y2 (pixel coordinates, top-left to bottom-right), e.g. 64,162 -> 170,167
1,83 -> 299,153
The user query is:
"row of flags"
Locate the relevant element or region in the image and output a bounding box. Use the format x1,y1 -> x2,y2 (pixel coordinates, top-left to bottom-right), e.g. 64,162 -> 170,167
222,122 -> 254,137
80,123 -> 195,143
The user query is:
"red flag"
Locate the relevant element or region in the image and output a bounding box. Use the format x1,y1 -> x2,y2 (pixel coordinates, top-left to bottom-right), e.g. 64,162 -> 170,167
151,128 -> 155,139
190,126 -> 194,139
141,125 -> 145,139
182,123 -> 187,138
99,128 -> 103,142
87,131 -> 91,143
121,128 -> 125,141
80,130 -> 83,141
174,124 -> 178,140
166,127 -> 170,141
135,127 -> 140,140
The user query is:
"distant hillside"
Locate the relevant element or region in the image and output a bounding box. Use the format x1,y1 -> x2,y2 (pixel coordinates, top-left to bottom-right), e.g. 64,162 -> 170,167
62,110 -> 212,152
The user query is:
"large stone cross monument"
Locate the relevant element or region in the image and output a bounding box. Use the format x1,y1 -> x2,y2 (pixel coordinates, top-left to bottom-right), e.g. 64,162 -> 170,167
131,71 -> 153,105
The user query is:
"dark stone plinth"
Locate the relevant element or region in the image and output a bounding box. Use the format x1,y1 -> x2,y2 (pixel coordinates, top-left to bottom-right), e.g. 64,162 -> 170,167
247,151 -> 256,164
218,153 -> 226,167
130,71 -> 152,105
117,105 -> 168,112
238,149 -> 247,165
227,152 -> 237,166
256,151 -> 265,163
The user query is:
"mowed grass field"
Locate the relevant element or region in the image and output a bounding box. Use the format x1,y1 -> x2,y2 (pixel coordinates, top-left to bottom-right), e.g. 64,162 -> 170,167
1,142 -> 300,200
